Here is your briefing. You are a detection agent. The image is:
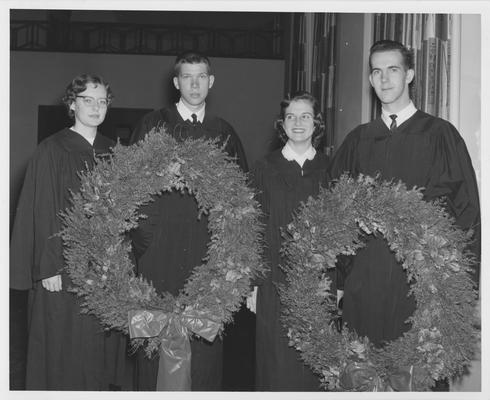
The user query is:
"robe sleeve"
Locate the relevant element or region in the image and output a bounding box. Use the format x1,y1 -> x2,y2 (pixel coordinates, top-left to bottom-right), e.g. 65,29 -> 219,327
129,111 -> 157,145
424,123 -> 481,285
250,159 -> 268,217
327,127 -> 361,181
249,159 -> 269,287
327,129 -> 363,291
220,120 -> 249,173
127,112 -> 162,260
10,144 -> 64,289
10,161 -> 35,289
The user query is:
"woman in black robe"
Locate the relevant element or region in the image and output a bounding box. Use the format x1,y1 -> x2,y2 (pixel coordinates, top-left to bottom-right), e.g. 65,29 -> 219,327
10,74 -> 131,390
252,92 -> 330,391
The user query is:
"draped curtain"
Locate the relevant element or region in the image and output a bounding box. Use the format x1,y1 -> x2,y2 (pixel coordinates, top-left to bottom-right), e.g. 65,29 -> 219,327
287,13 -> 337,156
372,14 -> 452,120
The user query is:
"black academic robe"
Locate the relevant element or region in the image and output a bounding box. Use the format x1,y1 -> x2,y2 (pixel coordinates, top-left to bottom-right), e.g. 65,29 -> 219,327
129,105 -> 248,391
328,110 -> 480,347
10,128 -> 131,390
252,149 -> 329,391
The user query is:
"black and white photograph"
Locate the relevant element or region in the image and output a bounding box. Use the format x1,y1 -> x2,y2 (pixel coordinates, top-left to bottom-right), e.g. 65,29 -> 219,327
5,1 -> 488,399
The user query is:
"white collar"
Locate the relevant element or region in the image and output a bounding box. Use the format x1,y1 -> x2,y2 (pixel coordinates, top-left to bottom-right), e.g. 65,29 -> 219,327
381,101 -> 417,130
176,99 -> 206,123
281,141 -> 316,167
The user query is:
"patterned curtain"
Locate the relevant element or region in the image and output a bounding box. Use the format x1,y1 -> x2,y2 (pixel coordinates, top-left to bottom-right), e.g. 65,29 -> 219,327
289,14 -> 309,93
372,14 -> 452,120
288,13 -> 337,156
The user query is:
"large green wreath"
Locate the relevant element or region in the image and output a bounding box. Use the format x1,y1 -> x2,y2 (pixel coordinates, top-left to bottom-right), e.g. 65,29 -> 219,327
279,174 -> 478,391
59,127 -> 264,355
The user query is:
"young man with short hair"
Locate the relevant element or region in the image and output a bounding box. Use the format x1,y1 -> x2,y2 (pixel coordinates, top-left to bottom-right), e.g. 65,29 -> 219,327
328,39 -> 480,390
129,51 -> 248,391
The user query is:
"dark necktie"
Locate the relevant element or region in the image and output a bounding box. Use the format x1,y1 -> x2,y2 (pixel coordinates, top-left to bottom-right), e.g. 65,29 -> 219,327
389,114 -> 397,131
191,113 -> 198,125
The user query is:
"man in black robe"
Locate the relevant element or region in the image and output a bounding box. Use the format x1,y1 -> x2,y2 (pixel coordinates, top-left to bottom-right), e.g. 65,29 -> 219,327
328,40 -> 480,389
129,51 -> 248,391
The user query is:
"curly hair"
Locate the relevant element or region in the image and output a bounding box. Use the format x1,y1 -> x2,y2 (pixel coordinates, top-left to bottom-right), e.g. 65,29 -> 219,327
62,74 -> 114,119
275,91 -> 325,148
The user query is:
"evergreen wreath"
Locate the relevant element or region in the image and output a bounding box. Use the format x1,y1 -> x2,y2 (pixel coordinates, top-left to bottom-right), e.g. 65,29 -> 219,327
279,174 -> 479,391
59,126 -> 264,355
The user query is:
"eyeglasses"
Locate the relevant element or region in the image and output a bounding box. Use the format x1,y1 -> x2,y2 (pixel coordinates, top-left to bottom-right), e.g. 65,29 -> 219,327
284,113 -> 314,123
76,96 -> 110,107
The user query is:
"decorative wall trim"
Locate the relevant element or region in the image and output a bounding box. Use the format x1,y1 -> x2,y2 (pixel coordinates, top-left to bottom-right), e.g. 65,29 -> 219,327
11,20 -> 284,59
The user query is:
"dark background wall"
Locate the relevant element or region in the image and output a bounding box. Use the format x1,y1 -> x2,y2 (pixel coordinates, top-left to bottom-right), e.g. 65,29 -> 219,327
12,9 -> 284,29
9,9 -> 289,225
10,52 -> 285,222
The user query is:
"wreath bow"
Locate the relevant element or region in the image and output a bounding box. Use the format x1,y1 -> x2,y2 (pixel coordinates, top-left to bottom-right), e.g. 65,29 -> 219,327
339,362 -> 381,391
339,362 -> 419,391
128,308 -> 220,390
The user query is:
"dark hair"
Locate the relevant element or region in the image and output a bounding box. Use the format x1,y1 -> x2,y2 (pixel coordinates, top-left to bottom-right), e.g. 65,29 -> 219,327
275,91 -> 325,148
369,40 -> 414,71
174,51 -> 212,76
62,74 -> 113,119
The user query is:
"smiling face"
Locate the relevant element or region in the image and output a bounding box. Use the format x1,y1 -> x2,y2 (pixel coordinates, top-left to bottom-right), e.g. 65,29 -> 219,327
282,99 -> 315,146
173,62 -> 215,111
69,83 -> 108,129
369,50 -> 414,113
